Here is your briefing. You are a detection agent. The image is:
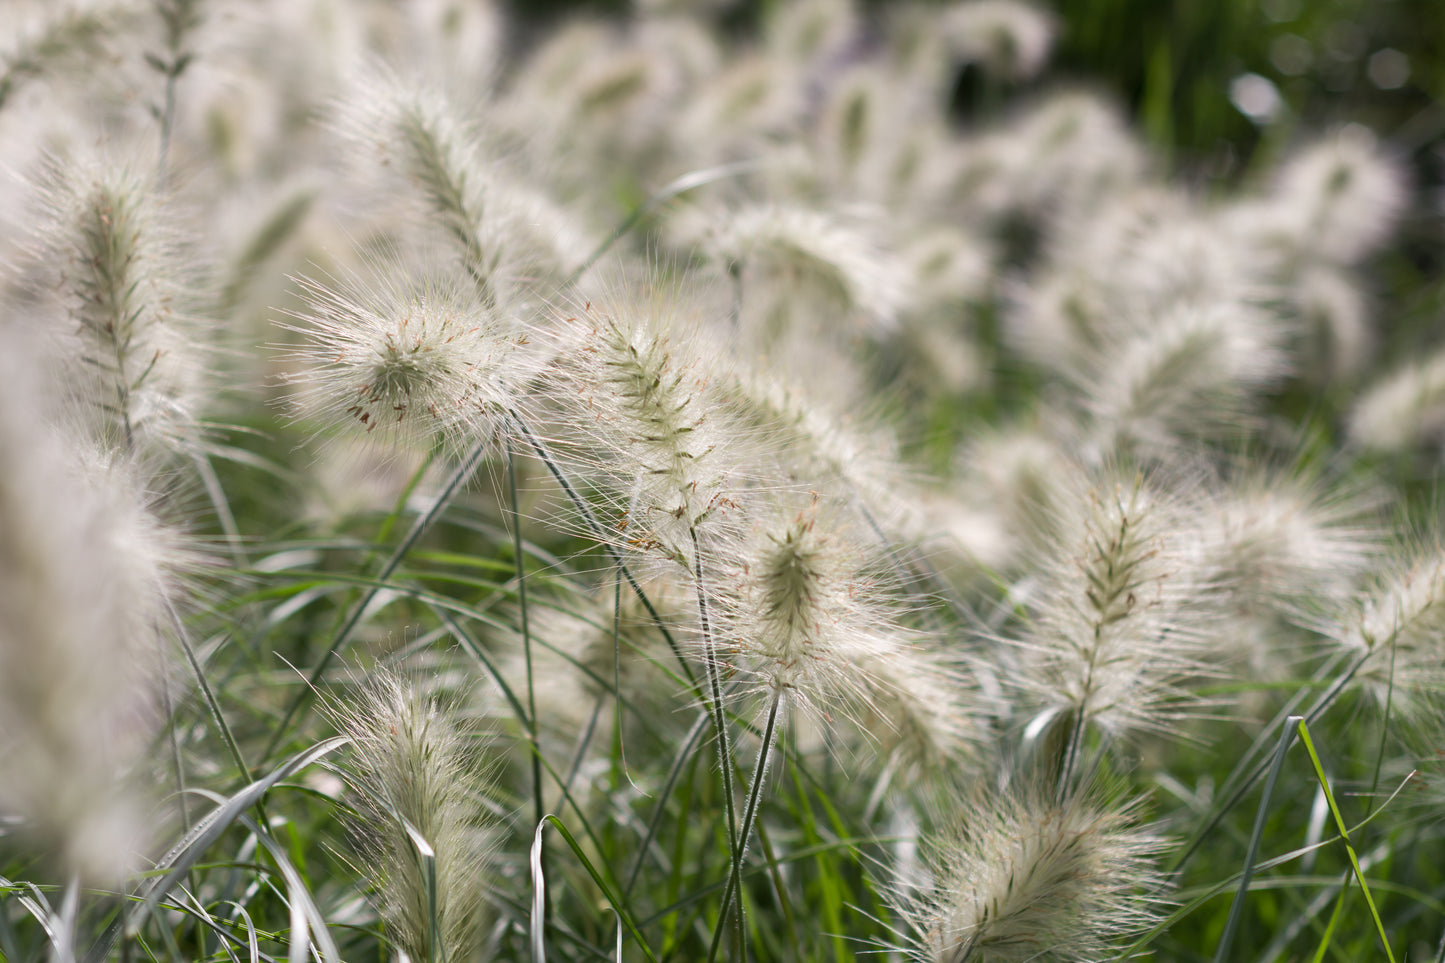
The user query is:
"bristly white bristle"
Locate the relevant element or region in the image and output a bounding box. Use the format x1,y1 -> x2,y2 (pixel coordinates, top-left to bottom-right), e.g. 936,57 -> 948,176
36,153 -> 208,464
279,261 -> 539,451
1014,466 -> 1217,744
328,670 -> 495,963
711,493 -> 919,727
895,790 -> 1164,963
1332,545 -> 1445,725
542,277 -> 753,573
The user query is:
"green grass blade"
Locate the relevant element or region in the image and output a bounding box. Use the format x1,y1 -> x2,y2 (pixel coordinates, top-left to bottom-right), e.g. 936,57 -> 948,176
1295,719 -> 1397,963
541,815 -> 661,963
1214,714 -> 1300,963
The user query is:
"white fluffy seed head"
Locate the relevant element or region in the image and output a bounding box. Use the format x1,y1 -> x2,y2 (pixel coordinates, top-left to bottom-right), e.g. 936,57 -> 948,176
542,279 -> 752,572
1081,300 -> 1290,458
698,202 -> 909,341
35,153 -> 207,463
0,340 -> 186,881
1201,470 -> 1379,618
328,670 -> 495,963
1015,466 -> 1216,741
335,74 -> 590,307
1347,348 -> 1445,455
712,494 -> 917,726
280,263 -> 537,451
940,0 -> 1057,81
1272,125 -> 1408,266
897,791 -> 1164,963
1333,546 -> 1445,725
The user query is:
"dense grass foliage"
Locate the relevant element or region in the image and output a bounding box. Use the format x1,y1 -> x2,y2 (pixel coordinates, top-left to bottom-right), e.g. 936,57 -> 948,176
1,2 -> 1444,962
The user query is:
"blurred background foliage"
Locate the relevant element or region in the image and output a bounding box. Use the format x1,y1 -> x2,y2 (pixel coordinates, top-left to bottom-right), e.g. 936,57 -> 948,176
502,0 -> 1445,484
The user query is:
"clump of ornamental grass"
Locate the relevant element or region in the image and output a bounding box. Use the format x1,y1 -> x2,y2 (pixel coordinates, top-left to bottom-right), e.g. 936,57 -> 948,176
278,259 -> 540,452
33,153 -> 208,464
327,670 -> 496,963
0,341 -> 189,882
893,788 -> 1165,963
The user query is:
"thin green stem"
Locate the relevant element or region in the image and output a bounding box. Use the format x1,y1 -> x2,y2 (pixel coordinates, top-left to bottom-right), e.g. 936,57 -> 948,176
691,526 -> 744,960
708,690 -> 781,963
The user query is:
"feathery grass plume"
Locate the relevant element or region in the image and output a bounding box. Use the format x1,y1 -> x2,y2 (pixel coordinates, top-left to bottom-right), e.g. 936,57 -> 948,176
1008,188 -> 1268,376
937,427 -> 1073,575
954,91 -> 1145,224
850,642 -> 980,786
763,0 -> 860,65
542,277 -> 752,573
694,202 -> 909,349
1346,347 -> 1445,456
711,494 -> 918,724
1080,300 -> 1289,458
1202,468 -> 1379,620
0,1 -> 139,110
35,153 -> 207,463
1195,468 -> 1379,692
498,15 -> 713,194
336,73 -> 590,308
1328,544 -> 1445,726
392,0 -> 504,91
939,0 -> 1057,82
809,64 -> 947,210
672,52 -> 808,168
278,259 -> 540,451
894,790 -> 1164,963
1270,125 -> 1408,267
724,368 -> 917,531
0,342 -> 185,881
327,670 -> 495,963
1014,466 -> 1217,759
1287,262 -> 1373,384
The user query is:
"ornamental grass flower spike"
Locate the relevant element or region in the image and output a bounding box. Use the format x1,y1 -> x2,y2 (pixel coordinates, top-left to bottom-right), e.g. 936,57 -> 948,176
281,262 -> 538,450
714,494 -> 923,727
897,790 -> 1164,963
328,670 -> 496,963
0,341 -> 187,882
36,154 -> 207,464
1014,466 -> 1217,758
